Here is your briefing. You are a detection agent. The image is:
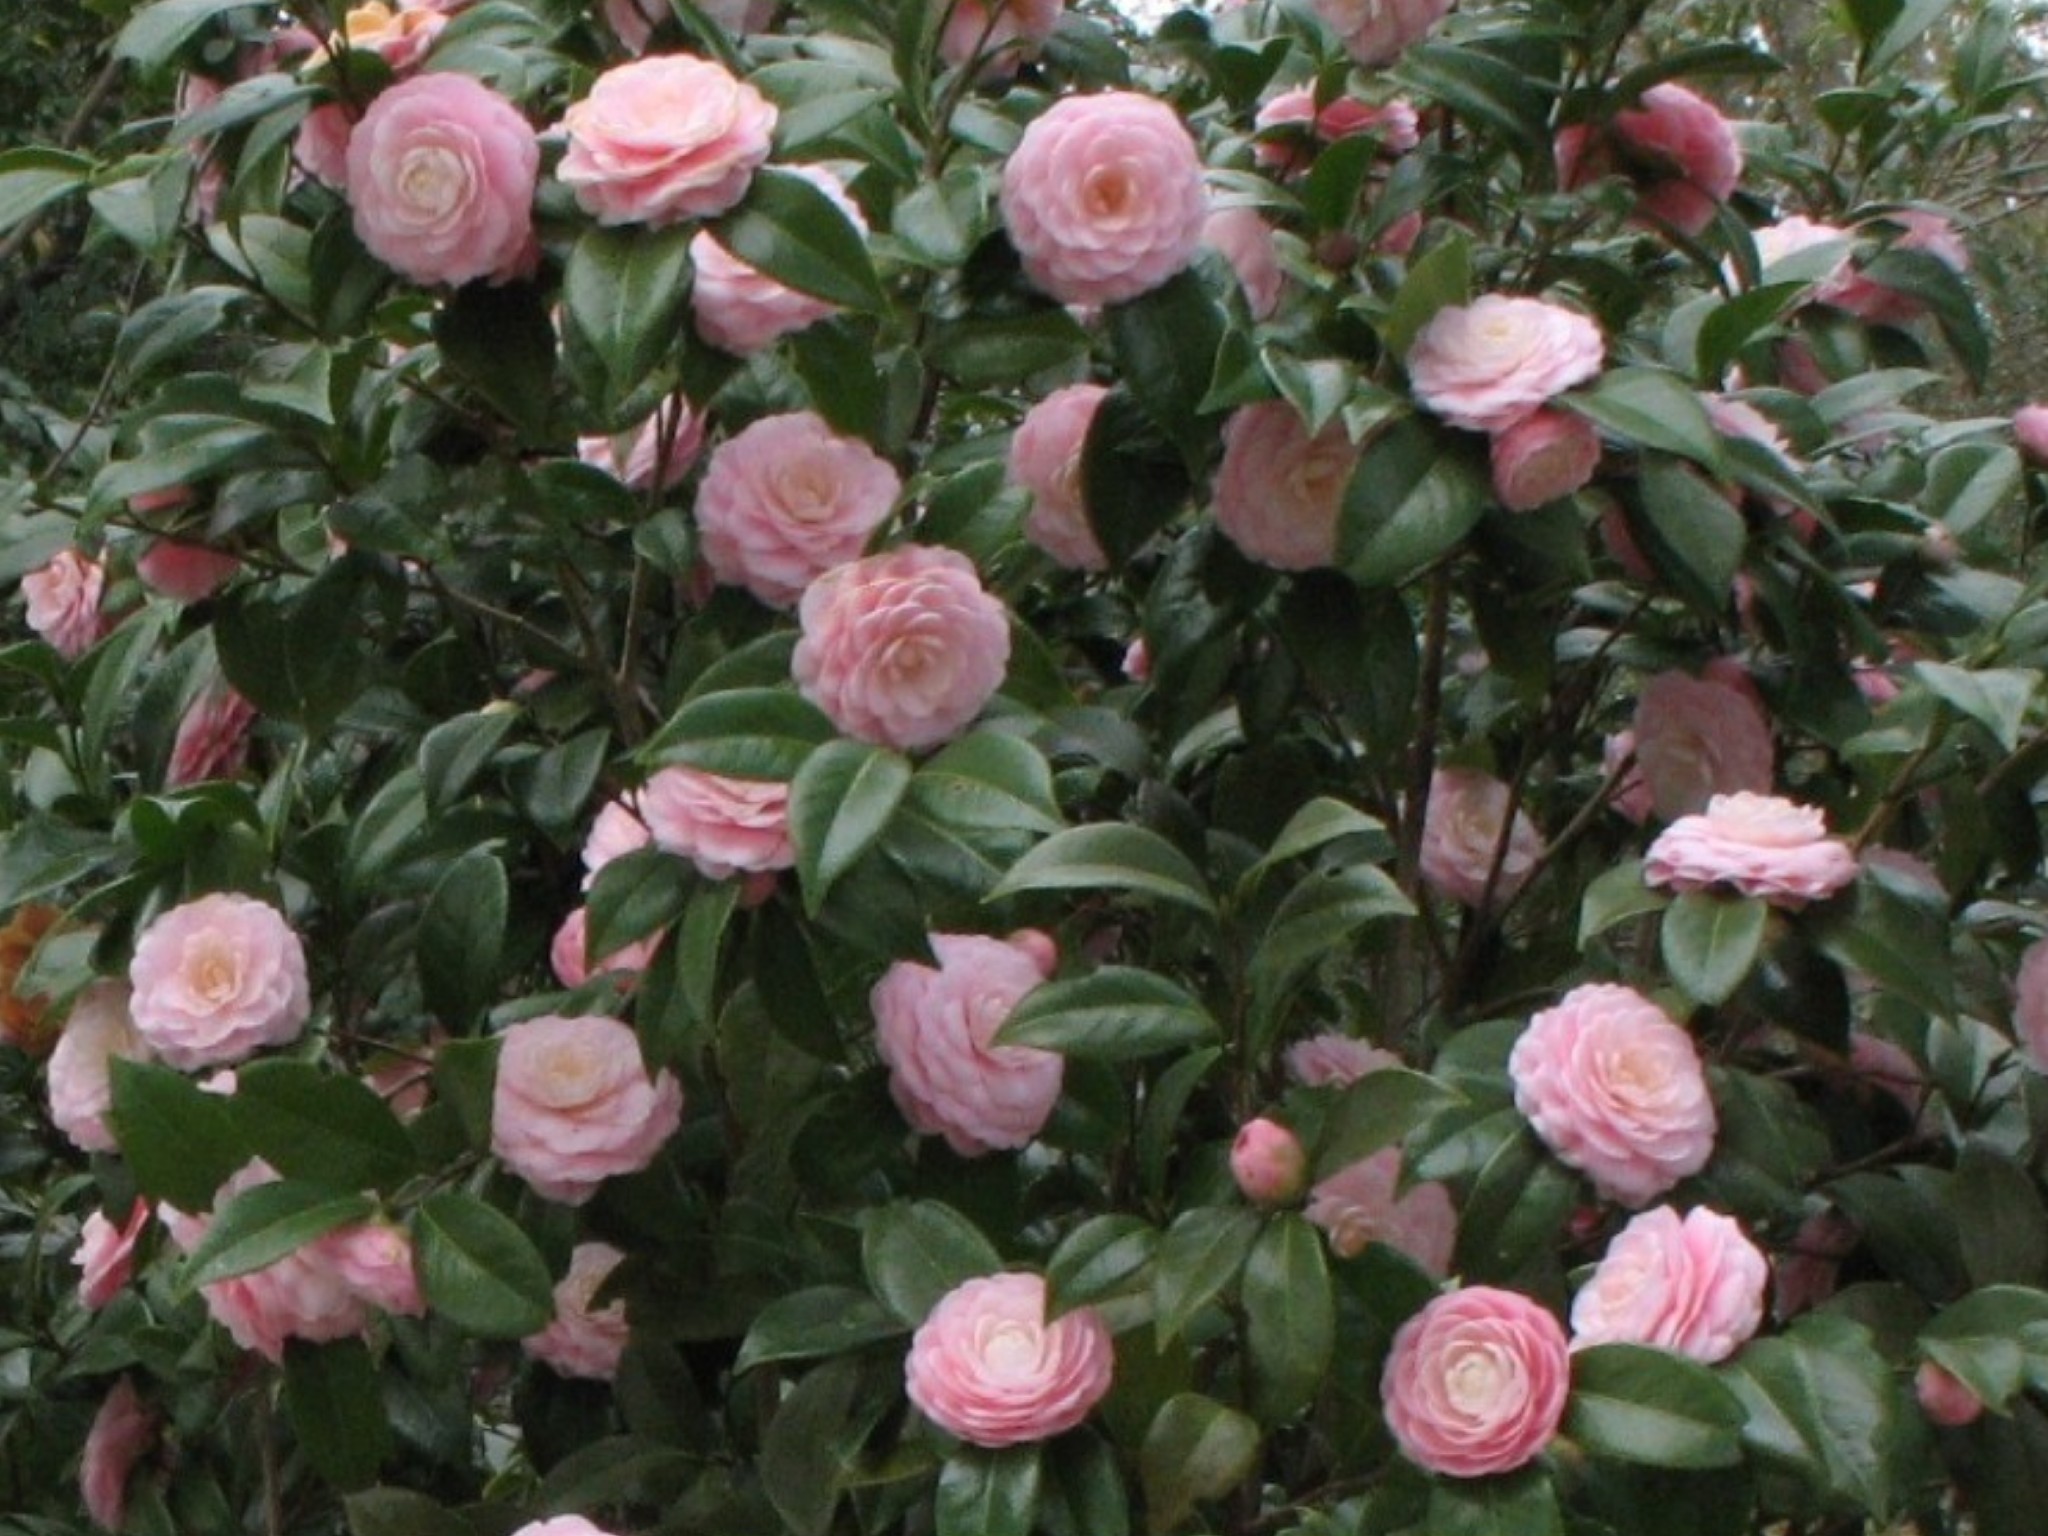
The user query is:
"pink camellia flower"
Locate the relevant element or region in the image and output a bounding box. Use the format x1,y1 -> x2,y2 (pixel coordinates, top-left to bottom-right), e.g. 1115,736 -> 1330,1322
1121,637 -> 1150,682
1751,213 -> 1852,282
524,1241 -> 632,1381
305,1220 -> 425,1317
2015,936 -> 2048,1071
637,766 -> 795,879
127,894 -> 310,1071
578,397 -> 705,493
872,931 -> 1061,1155
1419,767 -> 1542,909
1306,1149 -> 1457,1274
1009,383 -> 1110,573
1629,669 -> 1774,823
346,73 -> 538,287
1409,295 -> 1606,434
490,1014 -> 683,1205
1509,983 -> 1717,1207
296,102 -> 355,189
999,92 -> 1209,309
1312,0 -> 1452,65
311,1 -> 447,71
558,55 -> 776,227
1381,1286 -> 1569,1478
1213,402 -> 1358,571
1915,1361 -> 1985,1428
691,165 -> 870,355
1569,1205 -> 1766,1362
48,981 -> 151,1153
1286,1032 -> 1400,1088
1489,407 -> 1601,511
582,795 -> 653,890
81,1377 -> 158,1531
1825,210 -> 1970,324
1231,1117 -> 1308,1206
75,1198 -> 151,1311
904,1272 -> 1114,1447
1556,83 -> 1743,236
550,907 -> 662,989
695,412 -> 902,606
1202,207 -> 1284,320
791,544 -> 1011,754
22,548 -> 106,660
2014,404 -> 2048,467
1644,792 -> 1858,908
167,681 -> 258,788
1255,88 -> 1419,172
510,1520 -> 621,1536
136,540 -> 239,603
939,0 -> 1064,78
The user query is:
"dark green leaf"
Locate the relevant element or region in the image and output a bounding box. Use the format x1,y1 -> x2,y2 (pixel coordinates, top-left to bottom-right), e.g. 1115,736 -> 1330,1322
1046,1216 -> 1156,1316
1381,231 -> 1472,357
709,167 -> 886,313
432,281 -> 557,442
344,1489 -> 470,1536
1627,453 -> 1746,615
1566,1345 -> 1746,1469
1426,1470 -> 1563,1536
180,1181 -> 374,1290
997,967 -> 1217,1060
116,0 -> 262,64
1722,1313 -> 1899,1514
1395,43 -> 1554,156
285,1338 -> 392,1490
1562,367 -> 1726,472
1579,859 -> 1669,943
1312,1069 -> 1463,1178
909,732 -> 1063,835
233,1060 -> 418,1194
646,687 -> 835,780
585,846 -> 695,962
1661,892 -> 1767,1006
734,1287 -> 907,1374
1080,387 -> 1191,563
109,1058 -> 252,1213
791,740 -> 912,915
1954,1147 -> 2048,1289
1104,269 -> 1228,468
1139,1394 -> 1258,1535
0,148 -> 93,241
987,824 -> 1216,918
416,850 -> 508,1029
863,1201 -> 1002,1325
1919,1285 -> 2048,1409
1241,1213 -> 1334,1423
937,1446 -> 1040,1536
1337,417 -> 1488,587
419,710 -> 518,815
413,1192 -> 555,1339
1153,1207 -> 1261,1343
561,224 -> 694,408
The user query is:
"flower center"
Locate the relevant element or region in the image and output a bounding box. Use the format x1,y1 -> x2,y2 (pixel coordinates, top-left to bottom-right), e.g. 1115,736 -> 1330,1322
399,144 -> 468,218
187,937 -> 242,1005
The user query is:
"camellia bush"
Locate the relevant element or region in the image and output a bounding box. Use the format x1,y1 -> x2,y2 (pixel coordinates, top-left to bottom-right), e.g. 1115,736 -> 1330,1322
6,0 -> 2048,1532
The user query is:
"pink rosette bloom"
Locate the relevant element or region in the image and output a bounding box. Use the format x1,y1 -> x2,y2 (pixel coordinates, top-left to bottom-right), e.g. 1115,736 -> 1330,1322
2014,404 -> 2048,467
1409,295 -> 1606,434
582,796 -> 653,890
510,1521 -> 620,1536
904,1273 -> 1113,1448
1008,384 -> 1110,572
1313,0 -> 1452,65
346,73 -> 537,287
792,545 -> 1011,754
1419,767 -> 1542,909
75,1198 -> 151,1311
48,981 -> 151,1154
1201,207 -> 1284,320
1629,669 -> 1774,823
1916,1361 -> 1985,1428
558,55 -> 776,227
1381,1286 -> 1569,1478
524,1241 -> 632,1381
1509,983 -> 1717,1207
637,766 -> 795,879
490,1014 -> 683,1205
167,681 -> 258,788
1305,1149 -> 1457,1275
22,548 -> 106,660
2016,936 -> 2048,1071
577,398 -> 705,493
1213,402 -> 1358,571
695,412 -> 902,606
999,92 -> 1209,309
550,907 -> 662,989
1557,84 -> 1742,236
314,2 -> 447,71
1256,89 -> 1421,171
127,894 -> 309,1071
1569,1205 -> 1766,1363
81,1377 -> 158,1531
1286,1032 -> 1400,1088
691,166 -> 870,355
1489,407 -> 1601,511
315,1220 -> 425,1315
1231,1117 -> 1308,1206
1644,792 -> 1858,908
296,102 -> 356,189
136,539 -> 239,603
939,0 -> 1064,78
872,931 -> 1061,1155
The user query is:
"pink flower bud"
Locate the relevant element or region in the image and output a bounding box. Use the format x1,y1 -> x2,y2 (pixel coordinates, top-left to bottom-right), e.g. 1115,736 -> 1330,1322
1231,1117 -> 1308,1206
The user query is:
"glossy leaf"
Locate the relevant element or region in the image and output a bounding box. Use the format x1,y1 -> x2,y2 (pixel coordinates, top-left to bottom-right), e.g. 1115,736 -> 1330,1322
413,1193 -> 555,1339
790,739 -> 911,914
997,967 -> 1217,1060
1567,1345 -> 1746,1469
180,1181 -> 374,1290
1661,891 -> 1768,1006
986,824 -> 1217,919
863,1201 -> 1002,1325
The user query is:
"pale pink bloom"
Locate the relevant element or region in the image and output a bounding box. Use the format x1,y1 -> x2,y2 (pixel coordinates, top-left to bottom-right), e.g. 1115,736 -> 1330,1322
1490,407 -> 1600,511
873,931 -> 1060,1155
1213,401 -> 1357,571
1202,207 -> 1284,320
550,907 -> 662,989
1557,84 -> 1742,236
490,1014 -> 683,1205
1231,1117 -> 1307,1206
1255,88 -> 1419,171
313,2 -> 447,70
2014,404 -> 2048,467
558,55 -> 775,227
1916,1361 -> 1984,1427
999,92 -> 1209,309
2016,936 -> 2048,1072
603,0 -> 773,51
167,680 -> 257,788
509,1521 -> 621,1536
81,1377 -> 157,1531
695,412 -> 901,606
1751,214 -> 1852,281
691,165 -> 870,355
1628,669 -> 1774,823
314,1221 -> 426,1316
1312,0 -> 1452,65
939,0 -> 1064,78
1381,1286 -> 1568,1477
1644,792 -> 1858,908
577,398 -> 705,492
1286,1033 -> 1401,1087
347,73 -> 537,287
1509,983 -> 1717,1207
1305,1149 -> 1456,1274
791,545 -> 1011,753
904,1272 -> 1113,1447
22,549 -> 106,660
1121,637 -> 1150,682
1569,1205 -> 1766,1362
1008,384 -> 1109,572
75,1198 -> 151,1310
1772,1207 -> 1856,1320
1419,767 -> 1541,909
1603,730 -> 1654,824
582,796 -> 653,890
1409,296 -> 1604,434
127,895 -> 308,1071
1826,210 -> 1970,324
48,982 -> 151,1153
524,1241 -> 632,1380
637,765 -> 795,878
1705,395 -> 1792,460
136,540 -> 239,603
